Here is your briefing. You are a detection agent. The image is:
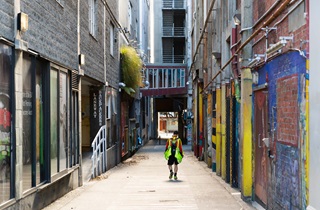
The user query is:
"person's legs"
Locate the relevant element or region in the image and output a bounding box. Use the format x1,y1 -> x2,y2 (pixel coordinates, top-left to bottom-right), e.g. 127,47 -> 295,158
168,156 -> 174,179
173,159 -> 179,180
173,164 -> 178,173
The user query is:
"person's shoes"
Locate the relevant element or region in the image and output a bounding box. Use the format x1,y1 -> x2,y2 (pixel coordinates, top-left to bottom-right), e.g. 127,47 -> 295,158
174,175 -> 178,180
169,172 -> 173,179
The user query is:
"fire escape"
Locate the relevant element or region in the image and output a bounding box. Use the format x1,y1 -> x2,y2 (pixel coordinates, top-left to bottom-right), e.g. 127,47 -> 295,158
162,0 -> 186,64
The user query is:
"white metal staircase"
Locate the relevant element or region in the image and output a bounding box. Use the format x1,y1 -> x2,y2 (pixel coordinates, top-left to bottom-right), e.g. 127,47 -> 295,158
91,125 -> 107,178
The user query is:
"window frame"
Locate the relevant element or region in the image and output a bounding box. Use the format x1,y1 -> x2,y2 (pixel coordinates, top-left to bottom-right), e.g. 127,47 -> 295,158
89,0 -> 97,37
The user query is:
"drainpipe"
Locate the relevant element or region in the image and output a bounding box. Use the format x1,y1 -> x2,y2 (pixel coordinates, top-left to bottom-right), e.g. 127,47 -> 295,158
14,0 -> 23,199
77,0 -> 84,188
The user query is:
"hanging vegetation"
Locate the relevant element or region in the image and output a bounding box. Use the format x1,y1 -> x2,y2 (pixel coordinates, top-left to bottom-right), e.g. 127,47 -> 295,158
120,45 -> 143,96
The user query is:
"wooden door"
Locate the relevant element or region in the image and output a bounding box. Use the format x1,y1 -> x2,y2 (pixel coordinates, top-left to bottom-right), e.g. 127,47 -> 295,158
254,90 -> 268,206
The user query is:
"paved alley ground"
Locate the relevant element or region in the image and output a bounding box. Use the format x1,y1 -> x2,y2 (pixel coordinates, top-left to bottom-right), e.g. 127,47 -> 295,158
43,140 -> 256,210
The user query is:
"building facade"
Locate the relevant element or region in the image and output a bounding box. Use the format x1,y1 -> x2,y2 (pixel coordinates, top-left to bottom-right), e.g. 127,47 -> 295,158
190,0 -> 310,209
0,0 -> 122,209
142,0 -> 189,141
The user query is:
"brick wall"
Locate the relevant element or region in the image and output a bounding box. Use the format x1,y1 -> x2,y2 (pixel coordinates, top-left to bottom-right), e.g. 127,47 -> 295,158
254,51 -> 306,209
277,74 -> 299,146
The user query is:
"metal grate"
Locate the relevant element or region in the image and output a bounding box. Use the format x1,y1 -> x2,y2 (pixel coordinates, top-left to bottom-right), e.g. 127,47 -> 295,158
71,70 -> 80,91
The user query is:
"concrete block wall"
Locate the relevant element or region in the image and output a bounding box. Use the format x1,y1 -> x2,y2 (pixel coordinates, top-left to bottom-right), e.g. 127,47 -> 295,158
21,0 -> 79,70
105,0 -> 120,88
80,0 -> 105,83
0,0 -> 14,40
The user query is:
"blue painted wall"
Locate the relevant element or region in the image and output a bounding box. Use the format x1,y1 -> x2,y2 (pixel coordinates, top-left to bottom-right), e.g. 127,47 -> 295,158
253,51 -> 306,209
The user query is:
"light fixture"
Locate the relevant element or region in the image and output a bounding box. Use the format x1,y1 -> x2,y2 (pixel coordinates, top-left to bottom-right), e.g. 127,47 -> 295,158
266,35 -> 293,56
247,54 -> 265,68
248,58 -> 260,68
252,71 -> 259,84
78,69 -> 84,76
17,12 -> 28,33
119,82 -> 126,88
79,54 -> 85,65
233,13 -> 241,25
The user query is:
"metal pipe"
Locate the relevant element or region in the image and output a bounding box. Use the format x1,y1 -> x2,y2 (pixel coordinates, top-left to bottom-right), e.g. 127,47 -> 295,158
189,0 -> 216,76
202,0 -> 296,92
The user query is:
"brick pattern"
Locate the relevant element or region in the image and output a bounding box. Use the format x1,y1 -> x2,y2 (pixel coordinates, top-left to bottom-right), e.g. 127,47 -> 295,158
252,1 -> 308,56
276,74 -> 299,147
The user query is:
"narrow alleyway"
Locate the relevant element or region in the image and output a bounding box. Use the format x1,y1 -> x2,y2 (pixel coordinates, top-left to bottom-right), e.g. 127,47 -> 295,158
43,140 -> 256,210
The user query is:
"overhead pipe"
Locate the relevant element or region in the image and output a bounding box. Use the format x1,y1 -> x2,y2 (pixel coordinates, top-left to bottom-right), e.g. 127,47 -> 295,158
188,0 -> 216,76
202,0 -> 296,92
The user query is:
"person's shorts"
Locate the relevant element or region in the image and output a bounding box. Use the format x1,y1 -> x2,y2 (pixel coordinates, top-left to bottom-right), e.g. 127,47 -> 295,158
167,155 -> 179,165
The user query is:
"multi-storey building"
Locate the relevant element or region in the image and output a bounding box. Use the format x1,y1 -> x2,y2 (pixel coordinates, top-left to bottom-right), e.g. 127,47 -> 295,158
0,1 -> 121,209
191,0 -> 310,209
141,0 -> 188,141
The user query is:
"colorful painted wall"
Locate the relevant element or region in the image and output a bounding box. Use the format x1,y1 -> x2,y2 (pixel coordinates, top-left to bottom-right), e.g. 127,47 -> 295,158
253,51 -> 307,209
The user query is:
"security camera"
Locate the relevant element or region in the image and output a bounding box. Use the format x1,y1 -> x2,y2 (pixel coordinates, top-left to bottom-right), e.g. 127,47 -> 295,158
119,82 -> 126,87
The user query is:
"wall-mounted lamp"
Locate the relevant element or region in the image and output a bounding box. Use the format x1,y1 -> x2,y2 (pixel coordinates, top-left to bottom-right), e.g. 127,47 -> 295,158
17,12 -> 28,33
118,82 -> 126,92
78,69 -> 84,76
79,54 -> 85,65
248,54 -> 265,68
252,71 -> 259,84
266,35 -> 293,56
248,54 -> 264,68
119,82 -> 126,88
248,58 -> 260,68
233,13 -> 241,25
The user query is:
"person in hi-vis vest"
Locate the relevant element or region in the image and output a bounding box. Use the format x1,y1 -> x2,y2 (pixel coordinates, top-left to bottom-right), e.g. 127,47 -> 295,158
164,131 -> 184,180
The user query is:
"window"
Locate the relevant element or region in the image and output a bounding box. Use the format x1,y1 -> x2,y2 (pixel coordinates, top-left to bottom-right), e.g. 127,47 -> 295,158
110,23 -> 114,56
50,67 -> 70,176
22,54 -> 47,192
89,0 -> 97,37
128,2 -> 132,33
0,42 -> 12,203
22,53 -> 33,191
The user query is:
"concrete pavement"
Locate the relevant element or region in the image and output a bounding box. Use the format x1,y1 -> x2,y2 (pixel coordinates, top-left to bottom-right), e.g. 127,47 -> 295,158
43,140 -> 256,210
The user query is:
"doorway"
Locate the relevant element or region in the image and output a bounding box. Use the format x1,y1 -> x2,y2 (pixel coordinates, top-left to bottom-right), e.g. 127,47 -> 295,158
253,89 -> 269,206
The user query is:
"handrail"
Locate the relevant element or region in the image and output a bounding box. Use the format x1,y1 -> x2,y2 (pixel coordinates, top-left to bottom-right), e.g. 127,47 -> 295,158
91,125 -> 107,178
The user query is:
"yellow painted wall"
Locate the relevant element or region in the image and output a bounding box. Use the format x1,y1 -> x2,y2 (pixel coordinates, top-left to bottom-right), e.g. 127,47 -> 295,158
241,68 -> 253,197
216,87 -> 221,176
306,59 -> 309,205
221,83 -> 226,180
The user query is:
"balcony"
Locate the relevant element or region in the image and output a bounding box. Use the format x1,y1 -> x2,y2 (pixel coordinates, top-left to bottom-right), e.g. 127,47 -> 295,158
163,0 -> 185,9
163,55 -> 185,64
163,27 -> 185,37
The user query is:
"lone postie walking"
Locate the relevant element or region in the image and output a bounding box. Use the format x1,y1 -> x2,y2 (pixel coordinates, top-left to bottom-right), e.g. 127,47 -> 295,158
164,131 -> 184,180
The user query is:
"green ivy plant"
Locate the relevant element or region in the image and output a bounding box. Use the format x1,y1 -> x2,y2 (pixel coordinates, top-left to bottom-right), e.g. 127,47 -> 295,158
120,45 -> 143,96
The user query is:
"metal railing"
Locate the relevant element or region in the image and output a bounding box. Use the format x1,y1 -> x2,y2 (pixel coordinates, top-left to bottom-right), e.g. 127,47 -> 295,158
163,0 -> 185,9
91,125 -> 107,178
163,27 -> 185,37
163,54 -> 185,63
